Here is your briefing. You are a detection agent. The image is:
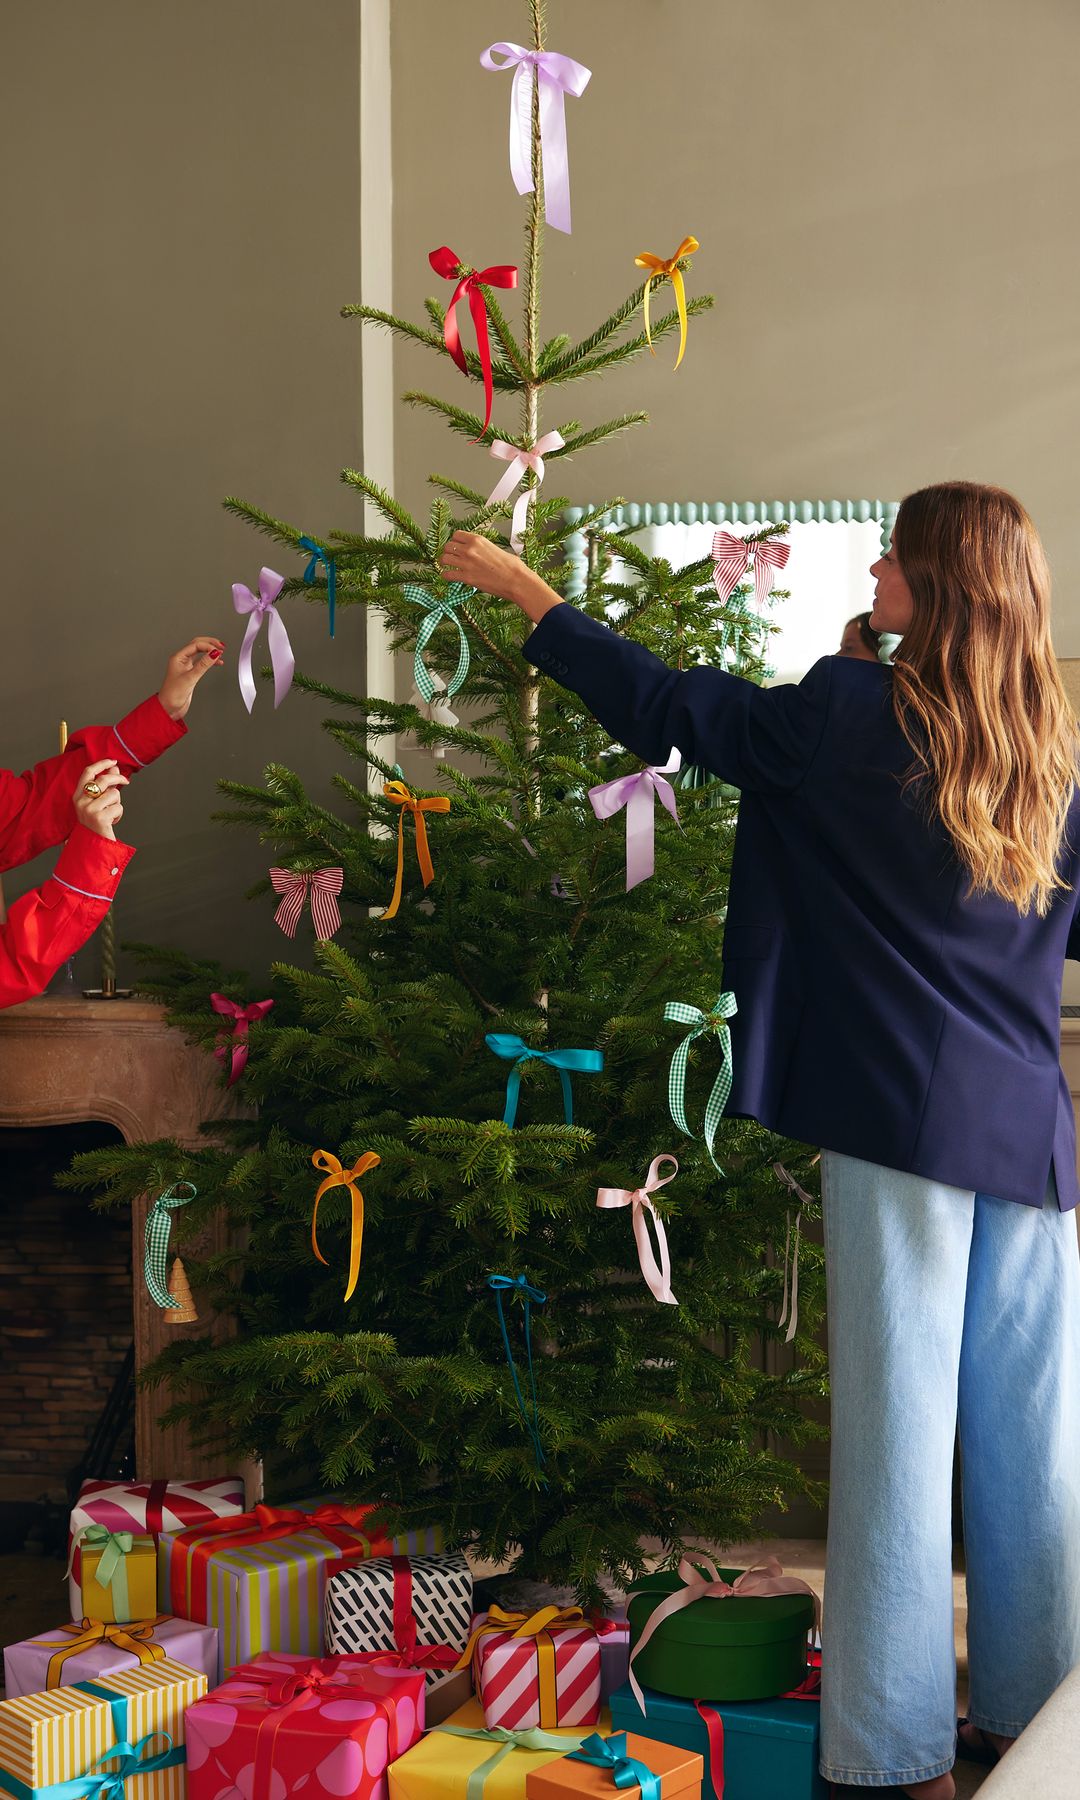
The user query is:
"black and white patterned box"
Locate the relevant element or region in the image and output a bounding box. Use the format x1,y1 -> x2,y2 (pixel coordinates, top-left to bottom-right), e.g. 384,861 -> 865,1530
324,1549 -> 474,1684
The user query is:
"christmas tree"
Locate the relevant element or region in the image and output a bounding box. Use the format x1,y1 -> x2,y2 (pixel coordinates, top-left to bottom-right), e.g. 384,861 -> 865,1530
65,0 -> 827,1599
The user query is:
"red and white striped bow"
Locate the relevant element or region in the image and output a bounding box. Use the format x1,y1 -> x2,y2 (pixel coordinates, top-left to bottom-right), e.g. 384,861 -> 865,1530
711,528 -> 791,611
269,868 -> 344,941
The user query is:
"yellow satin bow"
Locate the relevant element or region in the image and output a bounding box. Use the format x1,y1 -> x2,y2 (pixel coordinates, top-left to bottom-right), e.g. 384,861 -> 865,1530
381,779 -> 452,921
634,234 -> 700,370
453,1604 -> 589,1727
30,1616 -> 167,1690
311,1149 -> 381,1303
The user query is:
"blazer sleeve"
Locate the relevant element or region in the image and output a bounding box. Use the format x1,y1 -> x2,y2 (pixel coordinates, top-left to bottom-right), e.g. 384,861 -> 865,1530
0,695 -> 186,871
522,602 -> 832,793
0,824 -> 135,1011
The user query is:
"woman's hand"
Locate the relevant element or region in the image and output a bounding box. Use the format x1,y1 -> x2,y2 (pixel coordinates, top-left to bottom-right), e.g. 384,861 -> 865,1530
73,760 -> 129,841
158,637 -> 226,721
438,532 -> 563,624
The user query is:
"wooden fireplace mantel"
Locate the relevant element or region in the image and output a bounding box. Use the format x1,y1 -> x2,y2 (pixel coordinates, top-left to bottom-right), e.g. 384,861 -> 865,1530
0,993 -> 244,1481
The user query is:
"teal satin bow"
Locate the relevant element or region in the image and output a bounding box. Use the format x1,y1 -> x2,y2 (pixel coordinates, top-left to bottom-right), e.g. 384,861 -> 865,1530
66,1526 -> 133,1618
404,581 -> 473,702
299,535 -> 337,638
664,991 -> 737,1173
22,1731 -> 179,1800
568,1732 -> 662,1800
488,1273 -> 547,1477
437,1721 -> 587,1800
485,1033 -> 604,1128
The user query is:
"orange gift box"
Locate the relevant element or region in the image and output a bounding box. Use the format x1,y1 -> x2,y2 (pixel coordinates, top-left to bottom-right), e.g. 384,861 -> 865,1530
526,1729 -> 702,1799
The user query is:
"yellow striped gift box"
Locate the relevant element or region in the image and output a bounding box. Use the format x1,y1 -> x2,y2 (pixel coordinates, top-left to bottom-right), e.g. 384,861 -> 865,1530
0,1656 -> 205,1799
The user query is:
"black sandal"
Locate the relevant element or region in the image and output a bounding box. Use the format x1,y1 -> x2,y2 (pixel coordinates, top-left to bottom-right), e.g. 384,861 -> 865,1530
955,1718 -> 1001,1766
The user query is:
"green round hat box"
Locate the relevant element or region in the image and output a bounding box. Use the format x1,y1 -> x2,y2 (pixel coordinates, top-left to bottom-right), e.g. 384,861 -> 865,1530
627,1565 -> 816,1702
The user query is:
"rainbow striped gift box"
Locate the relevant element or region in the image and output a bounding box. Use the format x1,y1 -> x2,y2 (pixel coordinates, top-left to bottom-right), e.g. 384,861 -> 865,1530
0,1656 -> 205,1800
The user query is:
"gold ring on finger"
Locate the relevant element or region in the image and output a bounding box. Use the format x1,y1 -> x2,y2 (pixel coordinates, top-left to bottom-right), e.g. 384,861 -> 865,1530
83,781 -> 104,798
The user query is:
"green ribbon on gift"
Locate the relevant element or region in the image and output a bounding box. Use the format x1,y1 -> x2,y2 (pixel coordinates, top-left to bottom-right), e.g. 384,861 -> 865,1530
143,1180 -> 197,1309
66,1526 -> 134,1619
0,1686 -> 184,1800
436,1722 -> 588,1799
404,581 -> 474,703
664,991 -> 737,1173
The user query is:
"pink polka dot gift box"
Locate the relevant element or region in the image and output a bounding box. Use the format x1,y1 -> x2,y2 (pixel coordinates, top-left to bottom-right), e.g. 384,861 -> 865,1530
184,1650 -> 426,1800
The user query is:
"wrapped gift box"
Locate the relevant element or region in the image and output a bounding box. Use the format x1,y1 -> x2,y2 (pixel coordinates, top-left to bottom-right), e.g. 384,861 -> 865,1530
609,1679 -> 827,1800
526,1728 -> 702,1798
185,1651 -> 425,1800
161,1497 -> 444,1678
325,1549 -> 473,1667
4,1611 -> 219,1697
627,1567 -> 816,1702
389,1697 -> 610,1799
595,1621 -> 630,1705
67,1475 -> 245,1618
0,1655 -> 205,1800
78,1532 -> 158,1625
465,1609 -> 602,1731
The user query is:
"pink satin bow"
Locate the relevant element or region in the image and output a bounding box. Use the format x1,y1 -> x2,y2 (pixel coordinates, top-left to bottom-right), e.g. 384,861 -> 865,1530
486,430 -> 565,552
628,1553 -> 823,1709
269,868 -> 344,941
772,1160 -> 812,1344
596,1154 -> 679,1305
429,246 -> 519,438
711,529 -> 791,612
232,568 -> 296,712
480,42 -> 592,235
210,992 -> 274,1086
588,749 -> 681,890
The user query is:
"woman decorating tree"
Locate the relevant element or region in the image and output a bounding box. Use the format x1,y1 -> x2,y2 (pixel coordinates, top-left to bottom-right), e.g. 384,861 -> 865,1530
441,482 -> 1080,1800
0,636 -> 223,1008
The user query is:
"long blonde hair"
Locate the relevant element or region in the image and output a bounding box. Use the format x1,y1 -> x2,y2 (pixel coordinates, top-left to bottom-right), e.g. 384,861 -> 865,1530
890,482 -> 1080,916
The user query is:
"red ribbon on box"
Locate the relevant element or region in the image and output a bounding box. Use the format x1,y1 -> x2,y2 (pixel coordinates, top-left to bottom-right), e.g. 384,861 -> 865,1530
231,1655 -> 398,1794
169,1501 -> 391,1619
692,1646 -> 822,1799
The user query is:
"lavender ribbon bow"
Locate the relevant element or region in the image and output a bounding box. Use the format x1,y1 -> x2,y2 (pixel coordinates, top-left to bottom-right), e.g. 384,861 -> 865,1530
588,749 -> 681,890
772,1160 -> 812,1344
480,42 -> 592,235
232,568 -> 295,712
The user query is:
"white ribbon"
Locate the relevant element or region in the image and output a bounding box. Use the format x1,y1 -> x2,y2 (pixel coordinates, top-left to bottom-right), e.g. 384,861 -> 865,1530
486,431 -> 565,553
772,1160 -> 812,1343
597,1154 -> 679,1305
409,672 -> 459,760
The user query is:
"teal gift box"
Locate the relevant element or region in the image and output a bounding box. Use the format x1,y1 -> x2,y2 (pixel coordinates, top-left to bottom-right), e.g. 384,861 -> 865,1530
610,1680 -> 827,1800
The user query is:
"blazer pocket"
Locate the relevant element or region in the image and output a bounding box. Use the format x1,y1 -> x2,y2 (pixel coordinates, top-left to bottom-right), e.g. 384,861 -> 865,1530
721,923 -> 778,961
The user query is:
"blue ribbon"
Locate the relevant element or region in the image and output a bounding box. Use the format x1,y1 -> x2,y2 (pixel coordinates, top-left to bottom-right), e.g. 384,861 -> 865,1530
568,1732 -> 663,1800
299,535 -> 337,639
485,1033 -> 604,1128
488,1273 -> 547,1478
0,1685 -> 183,1800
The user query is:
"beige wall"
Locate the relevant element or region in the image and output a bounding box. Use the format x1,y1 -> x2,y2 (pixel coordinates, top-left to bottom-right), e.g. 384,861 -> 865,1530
0,0 -> 366,978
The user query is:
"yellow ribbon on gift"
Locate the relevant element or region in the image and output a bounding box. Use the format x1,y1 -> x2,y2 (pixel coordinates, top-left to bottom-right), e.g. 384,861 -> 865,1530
453,1604 -> 588,1728
29,1615 -> 168,1689
381,779 -> 451,921
635,234 -> 700,369
311,1149 -> 381,1303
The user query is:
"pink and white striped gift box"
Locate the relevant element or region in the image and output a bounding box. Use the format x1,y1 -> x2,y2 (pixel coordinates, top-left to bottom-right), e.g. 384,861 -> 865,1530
66,1476 -> 245,1619
474,1619 -> 601,1731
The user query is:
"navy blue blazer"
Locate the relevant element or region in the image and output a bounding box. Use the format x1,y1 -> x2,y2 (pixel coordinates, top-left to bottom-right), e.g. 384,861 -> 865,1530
523,602 -> 1080,1213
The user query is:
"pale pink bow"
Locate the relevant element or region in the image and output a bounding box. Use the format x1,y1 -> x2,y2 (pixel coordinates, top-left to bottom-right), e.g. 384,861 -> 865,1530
210,993 -> 274,1086
269,868 -> 344,941
711,529 -> 791,611
486,430 -> 565,552
588,748 -> 681,890
772,1161 -> 812,1344
628,1553 -> 823,1708
597,1154 -> 679,1306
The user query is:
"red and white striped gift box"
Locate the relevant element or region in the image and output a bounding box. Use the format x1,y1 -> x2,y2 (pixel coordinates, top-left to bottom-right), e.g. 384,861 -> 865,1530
66,1476 -> 245,1620
474,1620 -> 601,1731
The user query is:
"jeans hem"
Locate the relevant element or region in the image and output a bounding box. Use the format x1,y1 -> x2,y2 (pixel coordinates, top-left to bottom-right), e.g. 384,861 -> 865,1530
820,1757 -> 954,1785
967,1714 -> 1023,1738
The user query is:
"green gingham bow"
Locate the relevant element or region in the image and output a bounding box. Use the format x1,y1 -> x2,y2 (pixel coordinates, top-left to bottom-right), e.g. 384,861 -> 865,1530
404,581 -> 474,703
143,1182 -> 197,1309
664,992 -> 737,1173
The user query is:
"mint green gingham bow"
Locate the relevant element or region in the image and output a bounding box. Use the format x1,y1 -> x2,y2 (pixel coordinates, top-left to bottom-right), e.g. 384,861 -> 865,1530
64,1526 -> 134,1617
143,1181 -> 196,1309
664,991 -> 737,1173
436,1722 -> 588,1799
404,581 -> 474,703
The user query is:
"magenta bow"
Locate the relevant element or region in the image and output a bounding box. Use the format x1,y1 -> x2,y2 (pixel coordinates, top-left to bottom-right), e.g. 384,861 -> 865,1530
480,42 -> 592,234
628,1553 -> 823,1709
429,245 -> 518,437
596,1154 -> 679,1305
711,529 -> 791,612
588,749 -> 681,890
210,993 -> 275,1086
232,568 -> 296,712
269,868 -> 344,941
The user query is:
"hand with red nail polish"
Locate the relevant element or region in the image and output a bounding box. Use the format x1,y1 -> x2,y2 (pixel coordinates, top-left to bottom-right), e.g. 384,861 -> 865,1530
158,637 -> 227,720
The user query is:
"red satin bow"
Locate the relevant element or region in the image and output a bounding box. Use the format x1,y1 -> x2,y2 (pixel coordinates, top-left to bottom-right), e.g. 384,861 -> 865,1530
210,993 -> 274,1086
169,1501 -> 390,1620
428,245 -> 518,437
230,1656 -> 399,1791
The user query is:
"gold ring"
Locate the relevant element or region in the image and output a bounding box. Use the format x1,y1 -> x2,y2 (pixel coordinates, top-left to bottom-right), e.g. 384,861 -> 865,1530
83,781 -> 104,798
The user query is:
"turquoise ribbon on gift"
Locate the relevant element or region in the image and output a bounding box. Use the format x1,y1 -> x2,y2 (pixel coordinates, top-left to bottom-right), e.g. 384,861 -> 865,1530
299,535 -> 337,638
568,1731 -> 663,1799
404,581 -> 473,702
485,1033 -> 604,1128
143,1180 -> 196,1309
65,1526 -> 133,1618
488,1273 -> 547,1477
664,991 -> 737,1173
0,1686 -> 183,1800
437,1722 -> 587,1799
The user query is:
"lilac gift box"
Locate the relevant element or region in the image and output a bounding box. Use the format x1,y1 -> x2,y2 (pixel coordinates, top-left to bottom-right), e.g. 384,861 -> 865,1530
3,1613 -> 219,1699
598,1618 -> 631,1702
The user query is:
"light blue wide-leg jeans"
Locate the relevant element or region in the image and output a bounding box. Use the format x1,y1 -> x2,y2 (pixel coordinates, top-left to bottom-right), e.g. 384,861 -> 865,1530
818,1148 -> 1080,1788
